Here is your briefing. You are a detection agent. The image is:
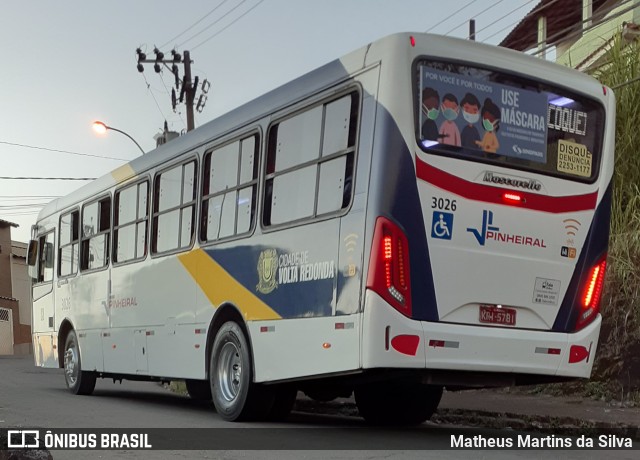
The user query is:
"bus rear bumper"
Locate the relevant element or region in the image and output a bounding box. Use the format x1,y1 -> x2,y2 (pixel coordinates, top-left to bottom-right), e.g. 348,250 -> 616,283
362,291 -> 601,380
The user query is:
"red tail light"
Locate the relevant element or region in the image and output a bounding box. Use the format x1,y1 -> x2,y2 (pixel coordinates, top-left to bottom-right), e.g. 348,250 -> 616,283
575,256 -> 607,331
503,192 -> 523,204
367,217 -> 412,317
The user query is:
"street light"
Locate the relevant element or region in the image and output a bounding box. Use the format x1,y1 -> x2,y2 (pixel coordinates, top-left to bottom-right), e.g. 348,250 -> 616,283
92,121 -> 145,155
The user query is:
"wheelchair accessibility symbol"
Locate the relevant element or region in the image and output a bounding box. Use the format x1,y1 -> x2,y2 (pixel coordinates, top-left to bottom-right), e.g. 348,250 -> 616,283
431,212 -> 454,240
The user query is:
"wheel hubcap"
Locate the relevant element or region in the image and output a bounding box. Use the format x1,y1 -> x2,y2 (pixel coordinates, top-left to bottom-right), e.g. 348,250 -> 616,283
217,342 -> 242,402
64,343 -> 78,386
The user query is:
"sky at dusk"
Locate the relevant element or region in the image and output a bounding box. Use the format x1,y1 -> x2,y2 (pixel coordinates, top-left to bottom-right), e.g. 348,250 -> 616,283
0,0 -> 536,242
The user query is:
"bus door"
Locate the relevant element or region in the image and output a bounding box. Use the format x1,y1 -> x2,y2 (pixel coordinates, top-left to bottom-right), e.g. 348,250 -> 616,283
29,227 -> 57,366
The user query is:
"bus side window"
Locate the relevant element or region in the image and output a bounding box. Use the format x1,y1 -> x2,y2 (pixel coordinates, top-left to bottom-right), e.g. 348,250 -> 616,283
59,210 -> 79,277
201,135 -> 259,243
36,232 -> 55,284
152,160 -> 197,254
114,181 -> 149,264
263,92 -> 358,226
80,197 -> 111,271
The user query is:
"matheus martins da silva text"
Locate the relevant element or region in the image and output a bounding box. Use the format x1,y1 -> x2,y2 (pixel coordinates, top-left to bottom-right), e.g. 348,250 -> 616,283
451,434 -> 633,448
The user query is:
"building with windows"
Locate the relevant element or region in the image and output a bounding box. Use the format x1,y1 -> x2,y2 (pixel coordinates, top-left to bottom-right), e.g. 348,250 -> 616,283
500,0 -> 640,71
0,218 -> 32,355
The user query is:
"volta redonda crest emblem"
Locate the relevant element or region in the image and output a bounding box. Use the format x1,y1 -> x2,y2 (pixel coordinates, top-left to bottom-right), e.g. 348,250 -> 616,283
256,249 -> 278,294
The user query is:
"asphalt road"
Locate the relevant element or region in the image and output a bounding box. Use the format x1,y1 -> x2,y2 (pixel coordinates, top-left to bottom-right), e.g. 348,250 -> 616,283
0,355 -> 636,460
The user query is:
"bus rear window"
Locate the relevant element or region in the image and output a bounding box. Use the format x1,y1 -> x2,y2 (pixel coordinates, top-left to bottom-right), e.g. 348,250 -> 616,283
416,61 -> 604,182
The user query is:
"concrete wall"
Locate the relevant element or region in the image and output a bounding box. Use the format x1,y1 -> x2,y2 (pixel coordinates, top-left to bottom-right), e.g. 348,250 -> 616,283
12,242 -> 31,327
11,242 -> 32,355
0,225 -> 13,298
0,224 -> 32,355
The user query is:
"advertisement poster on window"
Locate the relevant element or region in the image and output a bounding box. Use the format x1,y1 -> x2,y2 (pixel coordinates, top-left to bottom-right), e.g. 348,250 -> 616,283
419,67 -> 548,163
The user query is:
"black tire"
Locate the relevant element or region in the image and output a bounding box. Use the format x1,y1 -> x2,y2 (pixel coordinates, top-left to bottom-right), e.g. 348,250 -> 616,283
267,386 -> 297,421
185,379 -> 212,401
355,382 -> 442,426
210,321 -> 273,421
63,330 -> 96,395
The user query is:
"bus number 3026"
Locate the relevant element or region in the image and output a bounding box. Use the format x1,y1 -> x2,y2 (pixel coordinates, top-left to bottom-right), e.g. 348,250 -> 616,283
431,197 -> 457,211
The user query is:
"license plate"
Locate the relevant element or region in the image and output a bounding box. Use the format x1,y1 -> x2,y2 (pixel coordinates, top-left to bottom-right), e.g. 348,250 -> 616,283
479,305 -> 516,326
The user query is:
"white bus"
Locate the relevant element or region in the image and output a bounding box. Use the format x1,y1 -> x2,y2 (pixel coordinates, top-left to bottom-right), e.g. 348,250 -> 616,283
29,33 -> 614,425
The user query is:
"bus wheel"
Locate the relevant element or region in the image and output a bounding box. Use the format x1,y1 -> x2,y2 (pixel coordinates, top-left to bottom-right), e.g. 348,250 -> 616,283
63,330 -> 96,395
185,379 -> 212,401
210,321 -> 273,421
355,382 -> 443,426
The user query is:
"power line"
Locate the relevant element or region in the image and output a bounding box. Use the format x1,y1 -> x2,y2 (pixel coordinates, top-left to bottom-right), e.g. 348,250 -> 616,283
159,0 -> 231,49
0,140 -> 129,162
533,0 -> 637,58
140,71 -> 168,121
443,0 -> 506,36
0,176 -> 96,181
176,0 -> 249,49
611,74 -> 640,90
425,0 -> 479,33
586,43 -> 640,77
156,70 -> 187,129
481,0 -> 565,43
552,5 -> 636,65
192,0 -> 266,51
473,0 -> 537,37
507,0 -> 635,56
499,0 -> 586,51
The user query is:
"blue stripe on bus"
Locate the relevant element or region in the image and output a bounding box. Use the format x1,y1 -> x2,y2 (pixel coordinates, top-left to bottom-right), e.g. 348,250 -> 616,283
371,108 -> 439,322
552,182 -> 612,332
203,246 -> 334,319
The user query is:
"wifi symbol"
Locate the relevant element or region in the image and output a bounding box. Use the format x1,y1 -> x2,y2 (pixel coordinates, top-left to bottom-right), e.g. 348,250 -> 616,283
344,233 -> 358,252
563,219 -> 581,237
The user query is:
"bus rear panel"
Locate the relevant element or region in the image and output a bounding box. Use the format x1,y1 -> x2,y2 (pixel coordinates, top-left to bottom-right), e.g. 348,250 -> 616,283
361,34 -> 614,385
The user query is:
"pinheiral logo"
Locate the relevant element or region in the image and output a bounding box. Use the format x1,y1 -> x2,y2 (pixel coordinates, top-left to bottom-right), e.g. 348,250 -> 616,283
483,171 -> 542,191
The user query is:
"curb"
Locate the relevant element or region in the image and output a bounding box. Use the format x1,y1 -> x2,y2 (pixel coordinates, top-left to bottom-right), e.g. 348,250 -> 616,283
293,399 -> 640,440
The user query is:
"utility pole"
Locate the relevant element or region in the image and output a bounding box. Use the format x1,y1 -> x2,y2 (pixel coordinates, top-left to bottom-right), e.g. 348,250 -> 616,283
183,51 -> 195,132
136,47 -> 209,132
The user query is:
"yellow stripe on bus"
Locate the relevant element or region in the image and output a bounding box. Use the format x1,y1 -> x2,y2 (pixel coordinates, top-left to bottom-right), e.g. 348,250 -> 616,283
178,249 -> 282,321
110,164 -> 136,183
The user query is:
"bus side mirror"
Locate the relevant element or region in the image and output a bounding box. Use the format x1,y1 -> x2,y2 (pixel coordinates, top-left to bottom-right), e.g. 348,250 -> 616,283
44,242 -> 54,269
27,240 -> 38,266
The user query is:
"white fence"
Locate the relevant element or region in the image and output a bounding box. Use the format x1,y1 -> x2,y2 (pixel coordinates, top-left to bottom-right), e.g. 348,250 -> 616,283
0,307 -> 14,355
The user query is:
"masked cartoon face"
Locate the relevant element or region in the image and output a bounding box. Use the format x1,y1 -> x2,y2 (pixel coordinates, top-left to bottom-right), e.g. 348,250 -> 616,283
462,100 -> 480,124
422,92 -> 440,121
463,111 -> 480,124
482,117 -> 498,132
441,98 -> 459,121
422,103 -> 439,120
443,108 -> 458,121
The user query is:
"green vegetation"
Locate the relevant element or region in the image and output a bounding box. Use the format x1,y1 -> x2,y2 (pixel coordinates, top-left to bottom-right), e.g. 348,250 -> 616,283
519,37 -> 640,404
570,35 -> 640,402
